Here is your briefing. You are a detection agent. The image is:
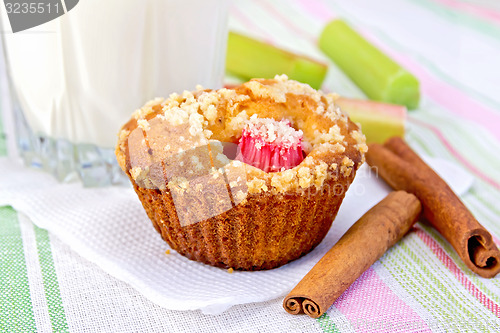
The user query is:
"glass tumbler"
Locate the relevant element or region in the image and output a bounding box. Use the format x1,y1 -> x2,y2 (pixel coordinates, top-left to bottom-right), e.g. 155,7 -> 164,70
0,0 -> 229,186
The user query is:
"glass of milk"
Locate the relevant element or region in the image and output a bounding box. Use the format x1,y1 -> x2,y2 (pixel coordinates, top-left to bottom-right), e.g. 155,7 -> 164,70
0,0 -> 229,186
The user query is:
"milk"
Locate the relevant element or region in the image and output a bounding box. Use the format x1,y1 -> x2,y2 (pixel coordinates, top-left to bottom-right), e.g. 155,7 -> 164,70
1,0 -> 229,148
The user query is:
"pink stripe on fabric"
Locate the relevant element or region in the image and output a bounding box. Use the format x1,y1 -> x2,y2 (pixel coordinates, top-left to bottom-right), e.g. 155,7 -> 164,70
251,0 -> 500,190
294,0 -> 500,141
432,0 -> 500,25
375,48 -> 500,142
416,228 -> 500,318
230,6 -> 275,45
258,0 -> 315,43
296,0 -> 335,22
408,117 -> 500,191
334,267 -> 432,332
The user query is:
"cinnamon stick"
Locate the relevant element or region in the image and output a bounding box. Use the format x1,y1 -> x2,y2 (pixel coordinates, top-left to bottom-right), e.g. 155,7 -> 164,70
283,191 -> 421,318
366,137 -> 500,278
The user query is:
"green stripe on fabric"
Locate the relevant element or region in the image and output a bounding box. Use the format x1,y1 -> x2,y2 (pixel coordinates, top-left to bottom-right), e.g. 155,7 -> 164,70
0,110 -> 7,157
464,196 -> 500,239
0,206 -> 37,333
422,224 -> 500,304
411,54 -> 500,112
469,187 -> 500,217
356,22 -> 500,112
409,124 -> 500,226
407,120 -> 500,199
407,119 -> 496,178
469,195 -> 500,228
0,135 -> 5,156
406,0 -> 500,42
317,313 -> 341,333
408,126 -> 500,195
429,117 -> 500,179
406,236 -> 497,328
459,0 -> 500,13
379,237 -> 496,332
409,234 -> 500,329
325,0 -> 500,112
382,243 -> 458,324
34,225 -> 69,333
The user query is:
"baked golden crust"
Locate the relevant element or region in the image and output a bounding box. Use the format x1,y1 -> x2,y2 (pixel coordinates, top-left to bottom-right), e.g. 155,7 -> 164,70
116,75 -> 366,270
135,172 -> 356,270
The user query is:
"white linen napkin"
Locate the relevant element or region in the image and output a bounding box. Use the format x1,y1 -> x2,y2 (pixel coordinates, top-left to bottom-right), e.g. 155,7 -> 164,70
0,157 -> 472,315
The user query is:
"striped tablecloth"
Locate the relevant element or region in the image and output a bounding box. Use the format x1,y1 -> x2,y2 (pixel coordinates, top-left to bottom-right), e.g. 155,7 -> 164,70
1,0 -> 500,332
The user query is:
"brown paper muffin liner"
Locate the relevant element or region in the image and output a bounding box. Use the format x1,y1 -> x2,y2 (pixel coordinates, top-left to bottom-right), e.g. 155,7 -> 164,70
131,171 -> 357,271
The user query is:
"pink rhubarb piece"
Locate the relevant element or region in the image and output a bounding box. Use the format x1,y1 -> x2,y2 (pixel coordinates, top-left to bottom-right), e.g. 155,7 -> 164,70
237,116 -> 304,173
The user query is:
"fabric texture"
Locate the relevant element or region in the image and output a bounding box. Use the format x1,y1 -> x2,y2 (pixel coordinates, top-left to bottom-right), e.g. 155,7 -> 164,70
0,159 -> 390,315
2,0 -> 500,332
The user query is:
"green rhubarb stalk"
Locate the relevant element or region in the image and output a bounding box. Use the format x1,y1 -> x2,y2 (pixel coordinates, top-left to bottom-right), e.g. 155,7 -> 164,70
336,97 -> 406,144
226,32 -> 328,89
319,20 -> 420,110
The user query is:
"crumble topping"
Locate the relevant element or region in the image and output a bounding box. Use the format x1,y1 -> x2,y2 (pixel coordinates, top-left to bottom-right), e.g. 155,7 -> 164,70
226,110 -> 250,134
324,93 -> 347,123
312,125 -> 345,145
144,97 -> 165,108
190,155 -> 203,171
137,119 -> 150,131
119,76 -> 365,195
163,107 -> 190,126
248,178 -> 269,193
130,166 -> 144,181
297,167 -> 314,189
340,157 -> 355,177
245,80 -> 287,103
271,169 -> 297,192
118,129 -> 130,152
168,176 -> 189,192
133,106 -> 153,120
314,162 -> 329,187
244,115 -> 303,150
198,91 -> 220,123
232,161 -> 243,167
316,142 -> 346,154
235,190 -> 247,202
351,130 -> 368,154
216,153 -> 231,165
211,168 -> 224,179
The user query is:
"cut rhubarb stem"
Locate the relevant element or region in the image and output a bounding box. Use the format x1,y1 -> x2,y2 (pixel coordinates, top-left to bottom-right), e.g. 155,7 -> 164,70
237,116 -> 304,173
319,20 -> 420,110
226,32 -> 328,90
336,97 -> 406,144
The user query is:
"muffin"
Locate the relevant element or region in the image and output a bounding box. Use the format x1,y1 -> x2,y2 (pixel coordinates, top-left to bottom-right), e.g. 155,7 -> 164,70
116,75 -> 367,270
